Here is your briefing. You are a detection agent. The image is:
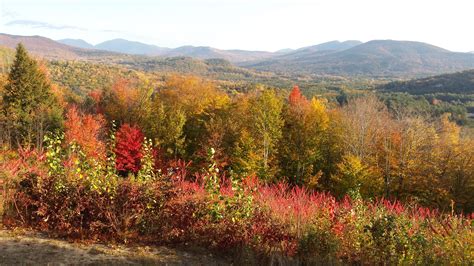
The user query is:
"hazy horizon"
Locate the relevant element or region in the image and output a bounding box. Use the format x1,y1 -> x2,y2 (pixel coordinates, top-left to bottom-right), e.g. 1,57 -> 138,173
1,0 -> 473,52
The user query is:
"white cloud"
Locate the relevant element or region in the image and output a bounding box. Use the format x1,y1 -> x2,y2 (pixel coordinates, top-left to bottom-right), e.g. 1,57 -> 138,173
5,20 -> 87,31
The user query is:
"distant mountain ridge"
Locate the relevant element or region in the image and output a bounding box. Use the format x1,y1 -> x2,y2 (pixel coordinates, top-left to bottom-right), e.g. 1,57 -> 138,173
1,33 -> 82,59
161,45 -> 275,62
0,33 -> 120,60
58,38 -> 95,49
58,38 -> 360,62
3,33 -> 474,78
58,38 -> 275,62
292,40 -> 362,54
94,38 -> 170,55
269,40 -> 362,62
244,40 -> 474,77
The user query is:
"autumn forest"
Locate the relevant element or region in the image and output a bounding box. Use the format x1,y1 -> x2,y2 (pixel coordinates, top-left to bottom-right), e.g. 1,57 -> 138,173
0,40 -> 473,264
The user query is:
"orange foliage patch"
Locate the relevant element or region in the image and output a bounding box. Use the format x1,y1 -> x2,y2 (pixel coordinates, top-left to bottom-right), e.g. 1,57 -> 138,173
64,105 -> 106,159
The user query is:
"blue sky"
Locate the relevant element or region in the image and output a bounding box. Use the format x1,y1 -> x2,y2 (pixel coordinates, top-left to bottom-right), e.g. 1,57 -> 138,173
0,0 -> 473,52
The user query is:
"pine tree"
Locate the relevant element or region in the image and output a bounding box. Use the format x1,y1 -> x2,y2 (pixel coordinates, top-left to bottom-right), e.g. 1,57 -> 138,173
2,43 -> 62,147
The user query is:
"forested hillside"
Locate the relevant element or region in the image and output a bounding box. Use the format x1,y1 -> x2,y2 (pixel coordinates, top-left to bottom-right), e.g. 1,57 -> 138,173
379,69 -> 474,94
378,70 -> 474,125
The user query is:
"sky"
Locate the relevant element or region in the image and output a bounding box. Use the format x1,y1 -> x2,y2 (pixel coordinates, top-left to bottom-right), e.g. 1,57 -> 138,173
0,0 -> 473,52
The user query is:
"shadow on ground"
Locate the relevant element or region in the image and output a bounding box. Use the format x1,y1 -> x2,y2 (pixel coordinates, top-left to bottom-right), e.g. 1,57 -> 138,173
0,230 -> 229,265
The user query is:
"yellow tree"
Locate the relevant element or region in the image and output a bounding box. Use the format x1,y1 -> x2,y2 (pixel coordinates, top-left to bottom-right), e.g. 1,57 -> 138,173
390,116 -> 437,200
280,86 -> 329,185
334,95 -> 388,198
248,89 -> 284,180
430,114 -> 472,211
101,78 -> 153,128
229,89 -> 283,180
393,113 -> 473,212
332,154 -> 382,198
149,100 -> 186,159
317,108 -> 345,190
158,74 -> 229,116
153,74 -> 230,160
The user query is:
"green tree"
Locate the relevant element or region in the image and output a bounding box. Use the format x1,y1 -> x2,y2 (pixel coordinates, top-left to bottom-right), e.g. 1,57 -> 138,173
2,43 -> 62,148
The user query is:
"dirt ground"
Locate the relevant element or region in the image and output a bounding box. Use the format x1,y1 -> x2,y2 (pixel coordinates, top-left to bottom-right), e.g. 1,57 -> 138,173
0,229 -> 230,265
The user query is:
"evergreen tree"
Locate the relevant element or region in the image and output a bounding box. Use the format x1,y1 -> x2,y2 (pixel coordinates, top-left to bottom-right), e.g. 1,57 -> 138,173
2,43 -> 62,147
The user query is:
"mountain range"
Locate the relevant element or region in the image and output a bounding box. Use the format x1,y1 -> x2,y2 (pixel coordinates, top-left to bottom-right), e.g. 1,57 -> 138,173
0,33 -> 83,59
58,38 -> 275,62
243,40 -> 474,77
57,38 -> 95,49
0,33 -> 121,60
274,40 -> 363,60
1,33 -> 474,78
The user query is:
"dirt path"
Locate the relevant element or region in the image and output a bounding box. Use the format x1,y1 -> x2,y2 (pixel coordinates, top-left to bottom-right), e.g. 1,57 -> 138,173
0,230 -> 230,265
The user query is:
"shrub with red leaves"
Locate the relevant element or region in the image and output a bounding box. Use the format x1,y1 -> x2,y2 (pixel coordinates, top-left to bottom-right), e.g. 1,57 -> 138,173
3,145 -> 473,265
114,124 -> 144,175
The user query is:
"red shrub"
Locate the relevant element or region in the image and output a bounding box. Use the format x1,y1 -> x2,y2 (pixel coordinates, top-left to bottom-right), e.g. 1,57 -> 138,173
4,147 -> 472,264
114,124 -> 144,174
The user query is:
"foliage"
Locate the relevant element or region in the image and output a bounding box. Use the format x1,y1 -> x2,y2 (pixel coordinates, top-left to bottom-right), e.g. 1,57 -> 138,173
246,89 -> 284,179
47,60 -> 145,96
136,137 -> 157,183
159,74 -> 230,116
100,78 -> 154,128
150,102 -> 186,159
332,154 -> 381,198
2,45 -> 474,264
280,86 -> 329,185
114,124 -> 144,175
1,43 -> 63,148
64,105 -> 106,159
2,145 -> 472,264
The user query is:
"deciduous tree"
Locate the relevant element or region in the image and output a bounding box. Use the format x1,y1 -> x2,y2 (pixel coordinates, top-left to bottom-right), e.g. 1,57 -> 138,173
64,105 -> 106,159
280,86 -> 330,185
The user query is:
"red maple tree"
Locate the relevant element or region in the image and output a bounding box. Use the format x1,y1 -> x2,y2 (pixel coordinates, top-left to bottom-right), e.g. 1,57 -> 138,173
114,123 -> 144,175
288,85 -> 308,106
